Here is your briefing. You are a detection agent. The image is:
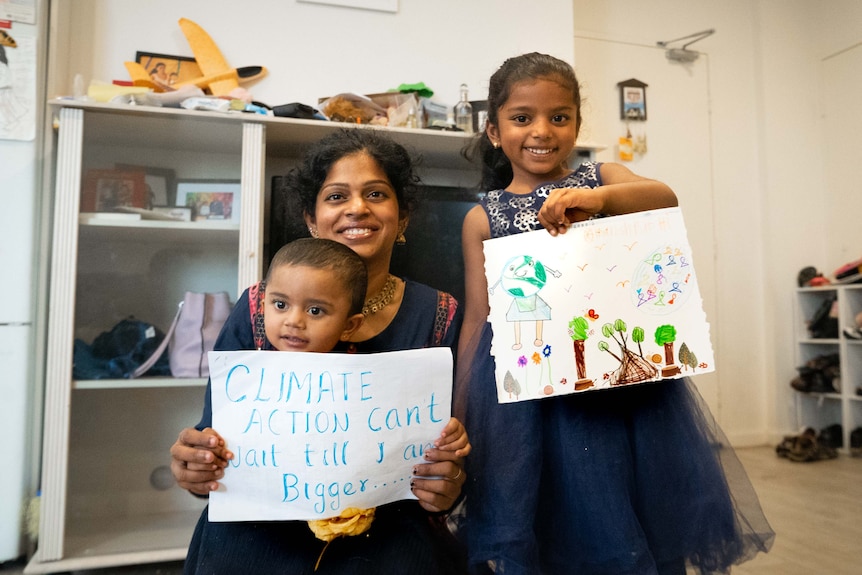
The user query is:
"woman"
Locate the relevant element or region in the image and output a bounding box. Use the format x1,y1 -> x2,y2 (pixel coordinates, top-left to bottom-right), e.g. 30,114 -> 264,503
170,129 -> 467,574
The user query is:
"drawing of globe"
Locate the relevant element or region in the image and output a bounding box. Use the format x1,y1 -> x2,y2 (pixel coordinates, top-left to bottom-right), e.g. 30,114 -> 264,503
501,255 -> 547,298
630,245 -> 694,315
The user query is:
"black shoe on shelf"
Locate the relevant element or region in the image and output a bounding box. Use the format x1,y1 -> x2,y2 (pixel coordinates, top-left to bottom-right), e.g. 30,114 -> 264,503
850,427 -> 862,457
818,423 -> 843,449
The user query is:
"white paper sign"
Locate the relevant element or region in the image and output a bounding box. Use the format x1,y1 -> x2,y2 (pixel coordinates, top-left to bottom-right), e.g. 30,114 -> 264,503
483,207 -> 714,403
208,347 -> 452,521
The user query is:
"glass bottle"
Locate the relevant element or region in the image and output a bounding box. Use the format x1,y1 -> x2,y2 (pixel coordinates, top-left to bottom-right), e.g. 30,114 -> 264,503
454,83 -> 473,134
405,106 -> 418,129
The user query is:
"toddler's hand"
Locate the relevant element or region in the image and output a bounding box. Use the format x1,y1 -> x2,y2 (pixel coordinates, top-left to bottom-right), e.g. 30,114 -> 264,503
433,417 -> 471,458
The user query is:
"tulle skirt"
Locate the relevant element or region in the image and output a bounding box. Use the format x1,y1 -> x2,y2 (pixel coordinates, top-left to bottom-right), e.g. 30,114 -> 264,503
453,324 -> 774,575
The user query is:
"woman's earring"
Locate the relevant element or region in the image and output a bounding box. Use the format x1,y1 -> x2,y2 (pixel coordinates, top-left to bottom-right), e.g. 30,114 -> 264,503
308,226 -> 318,238
492,141 -> 500,149
396,225 -> 407,245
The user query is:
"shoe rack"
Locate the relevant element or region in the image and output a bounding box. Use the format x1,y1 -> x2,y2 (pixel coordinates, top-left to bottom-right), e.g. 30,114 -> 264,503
793,284 -> 862,453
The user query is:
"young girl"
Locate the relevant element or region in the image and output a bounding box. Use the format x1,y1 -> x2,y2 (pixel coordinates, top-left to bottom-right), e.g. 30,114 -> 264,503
456,53 -> 774,575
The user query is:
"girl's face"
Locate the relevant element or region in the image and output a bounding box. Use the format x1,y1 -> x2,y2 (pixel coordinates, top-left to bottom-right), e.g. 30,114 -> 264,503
487,77 -> 579,192
304,152 -> 406,270
264,264 -> 363,352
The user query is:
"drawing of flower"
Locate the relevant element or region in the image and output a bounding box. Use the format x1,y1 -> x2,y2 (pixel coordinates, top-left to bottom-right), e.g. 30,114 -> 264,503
518,354 -> 528,392
541,344 -> 553,386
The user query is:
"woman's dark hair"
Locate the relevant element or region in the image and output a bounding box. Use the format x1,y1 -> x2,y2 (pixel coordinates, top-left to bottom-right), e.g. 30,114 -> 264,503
286,128 -> 421,220
465,52 -> 583,191
266,237 -> 368,316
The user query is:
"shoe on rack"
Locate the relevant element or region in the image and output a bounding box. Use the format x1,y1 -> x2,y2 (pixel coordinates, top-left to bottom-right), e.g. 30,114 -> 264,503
776,428 -> 838,462
818,423 -> 843,449
851,427 -> 862,457
843,327 -> 862,340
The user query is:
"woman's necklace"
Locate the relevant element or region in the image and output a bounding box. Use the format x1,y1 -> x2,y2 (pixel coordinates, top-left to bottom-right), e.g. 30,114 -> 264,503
362,274 -> 397,316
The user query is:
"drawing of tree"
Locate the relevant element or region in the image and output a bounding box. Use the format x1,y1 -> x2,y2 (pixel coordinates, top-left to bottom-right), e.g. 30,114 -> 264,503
654,324 -> 682,376
568,316 -> 594,389
678,342 -> 698,372
503,370 -> 521,399
598,319 -> 659,386
632,326 -> 645,357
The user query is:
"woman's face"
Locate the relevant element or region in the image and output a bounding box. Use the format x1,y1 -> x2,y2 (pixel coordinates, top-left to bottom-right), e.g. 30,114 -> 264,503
304,151 -> 406,269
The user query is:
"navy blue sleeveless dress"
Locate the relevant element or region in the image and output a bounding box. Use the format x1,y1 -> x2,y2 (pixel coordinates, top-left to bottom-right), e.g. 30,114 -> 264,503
455,162 -> 774,575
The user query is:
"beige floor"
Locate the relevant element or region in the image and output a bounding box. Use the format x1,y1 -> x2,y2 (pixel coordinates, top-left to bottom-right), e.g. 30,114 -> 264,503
731,445 -> 862,575
1,445 -> 860,574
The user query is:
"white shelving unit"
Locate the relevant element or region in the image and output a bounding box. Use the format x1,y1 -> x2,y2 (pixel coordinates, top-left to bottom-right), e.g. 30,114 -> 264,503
794,284 -> 862,452
28,100 -> 604,574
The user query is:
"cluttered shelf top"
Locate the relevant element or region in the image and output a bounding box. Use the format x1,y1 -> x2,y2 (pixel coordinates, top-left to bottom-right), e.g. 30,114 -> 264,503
48,99 -> 604,169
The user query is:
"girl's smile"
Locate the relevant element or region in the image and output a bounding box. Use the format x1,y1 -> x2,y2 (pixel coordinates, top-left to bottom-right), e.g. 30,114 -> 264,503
487,77 -> 579,193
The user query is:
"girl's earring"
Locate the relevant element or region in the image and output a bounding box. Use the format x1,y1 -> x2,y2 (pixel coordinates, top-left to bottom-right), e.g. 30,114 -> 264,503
308,226 -> 318,238
492,141 -> 500,149
396,226 -> 407,245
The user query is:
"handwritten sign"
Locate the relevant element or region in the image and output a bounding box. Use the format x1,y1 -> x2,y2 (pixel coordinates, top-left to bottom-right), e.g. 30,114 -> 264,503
484,207 -> 714,403
207,347 -> 453,521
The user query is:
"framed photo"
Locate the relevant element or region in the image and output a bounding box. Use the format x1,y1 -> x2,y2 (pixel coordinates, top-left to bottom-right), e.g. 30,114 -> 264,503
176,180 -> 241,222
115,164 -> 177,207
135,51 -> 202,90
617,78 -> 648,121
298,0 -> 397,13
81,169 -> 149,212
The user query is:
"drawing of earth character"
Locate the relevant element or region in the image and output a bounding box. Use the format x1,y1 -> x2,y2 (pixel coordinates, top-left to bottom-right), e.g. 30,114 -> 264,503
490,254 -> 561,350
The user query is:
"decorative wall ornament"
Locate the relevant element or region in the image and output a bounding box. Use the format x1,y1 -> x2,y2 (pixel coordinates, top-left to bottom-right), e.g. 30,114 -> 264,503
617,78 -> 648,121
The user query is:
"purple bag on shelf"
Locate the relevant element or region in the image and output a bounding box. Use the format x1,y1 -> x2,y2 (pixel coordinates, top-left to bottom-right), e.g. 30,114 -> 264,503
133,291 -> 232,378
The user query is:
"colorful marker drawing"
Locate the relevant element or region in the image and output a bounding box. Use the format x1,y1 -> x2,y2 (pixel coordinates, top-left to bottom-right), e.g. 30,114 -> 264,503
489,254 -> 561,351
483,208 -> 714,403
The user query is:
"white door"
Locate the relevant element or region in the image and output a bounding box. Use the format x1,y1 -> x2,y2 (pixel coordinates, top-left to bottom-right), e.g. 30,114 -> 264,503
821,44 -> 862,271
573,36 -> 719,412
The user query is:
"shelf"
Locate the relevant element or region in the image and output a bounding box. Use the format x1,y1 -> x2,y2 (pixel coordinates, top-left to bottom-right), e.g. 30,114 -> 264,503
25,510 -> 201,574
794,285 -> 862,452
74,377 -> 207,390
50,99 -> 606,172
79,219 -> 239,246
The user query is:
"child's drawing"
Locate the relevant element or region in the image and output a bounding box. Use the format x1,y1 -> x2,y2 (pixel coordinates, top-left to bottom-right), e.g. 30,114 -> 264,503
489,255 -> 561,350
483,208 -> 714,403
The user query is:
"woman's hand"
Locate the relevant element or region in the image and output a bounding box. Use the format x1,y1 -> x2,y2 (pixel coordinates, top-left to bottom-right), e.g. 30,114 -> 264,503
411,418 -> 470,512
170,427 -> 234,496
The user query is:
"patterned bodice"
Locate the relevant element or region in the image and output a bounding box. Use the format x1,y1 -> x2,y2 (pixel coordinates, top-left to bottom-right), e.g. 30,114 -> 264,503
480,161 -> 602,239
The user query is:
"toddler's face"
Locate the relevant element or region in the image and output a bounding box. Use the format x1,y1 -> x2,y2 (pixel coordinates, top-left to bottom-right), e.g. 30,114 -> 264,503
264,264 -> 362,352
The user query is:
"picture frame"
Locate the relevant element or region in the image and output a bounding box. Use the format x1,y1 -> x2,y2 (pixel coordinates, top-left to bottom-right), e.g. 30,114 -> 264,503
81,169 -> 149,212
114,164 -> 177,207
297,0 -> 398,13
135,51 -> 203,90
617,78 -> 648,121
176,180 -> 241,222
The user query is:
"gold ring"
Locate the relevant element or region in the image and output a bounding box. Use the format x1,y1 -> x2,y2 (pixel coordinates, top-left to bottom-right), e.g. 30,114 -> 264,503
452,468 -> 463,481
